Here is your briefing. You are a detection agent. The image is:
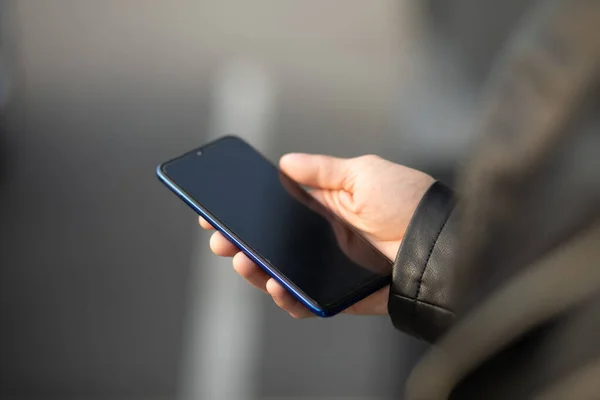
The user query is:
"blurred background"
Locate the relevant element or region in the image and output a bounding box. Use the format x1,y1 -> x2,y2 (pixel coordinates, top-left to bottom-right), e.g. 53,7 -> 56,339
0,1 -> 531,399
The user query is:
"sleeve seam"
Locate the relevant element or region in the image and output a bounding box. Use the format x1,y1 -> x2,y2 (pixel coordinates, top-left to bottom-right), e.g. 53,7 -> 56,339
412,211 -> 453,321
392,293 -> 455,317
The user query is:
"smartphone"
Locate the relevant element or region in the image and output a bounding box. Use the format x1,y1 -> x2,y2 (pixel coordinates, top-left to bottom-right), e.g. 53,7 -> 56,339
157,136 -> 392,317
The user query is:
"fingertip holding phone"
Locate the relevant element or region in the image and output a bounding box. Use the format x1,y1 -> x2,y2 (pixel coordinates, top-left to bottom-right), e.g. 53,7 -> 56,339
157,135 -> 392,317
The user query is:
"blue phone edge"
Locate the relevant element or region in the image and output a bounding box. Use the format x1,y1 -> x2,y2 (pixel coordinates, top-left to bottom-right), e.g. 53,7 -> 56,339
156,161 -> 391,318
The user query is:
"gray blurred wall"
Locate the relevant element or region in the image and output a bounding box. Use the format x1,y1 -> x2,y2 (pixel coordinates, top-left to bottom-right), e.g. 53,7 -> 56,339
0,1 -> 531,398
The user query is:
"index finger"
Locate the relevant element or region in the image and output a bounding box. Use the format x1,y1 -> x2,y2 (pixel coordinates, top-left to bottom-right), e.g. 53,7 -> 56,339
198,216 -> 215,230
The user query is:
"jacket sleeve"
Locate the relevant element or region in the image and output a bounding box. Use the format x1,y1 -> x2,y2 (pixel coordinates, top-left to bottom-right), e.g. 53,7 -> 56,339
387,181 -> 459,342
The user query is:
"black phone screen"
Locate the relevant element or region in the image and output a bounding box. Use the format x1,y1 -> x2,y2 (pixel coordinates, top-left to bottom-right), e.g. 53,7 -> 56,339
161,136 -> 392,310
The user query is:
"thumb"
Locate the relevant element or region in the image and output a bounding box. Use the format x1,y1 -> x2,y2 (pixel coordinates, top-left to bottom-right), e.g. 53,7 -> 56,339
279,153 -> 350,190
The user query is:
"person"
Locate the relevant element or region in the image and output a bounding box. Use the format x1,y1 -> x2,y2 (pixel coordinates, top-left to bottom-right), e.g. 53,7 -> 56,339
201,0 -> 600,398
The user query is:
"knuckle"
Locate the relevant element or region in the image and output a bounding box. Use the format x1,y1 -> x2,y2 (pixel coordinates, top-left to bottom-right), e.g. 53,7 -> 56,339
358,154 -> 382,163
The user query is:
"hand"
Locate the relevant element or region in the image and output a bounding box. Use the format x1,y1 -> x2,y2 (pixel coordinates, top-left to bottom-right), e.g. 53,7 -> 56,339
200,153 -> 434,318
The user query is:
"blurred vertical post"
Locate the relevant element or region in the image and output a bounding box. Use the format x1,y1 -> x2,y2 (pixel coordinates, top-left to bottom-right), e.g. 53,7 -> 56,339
178,60 -> 276,399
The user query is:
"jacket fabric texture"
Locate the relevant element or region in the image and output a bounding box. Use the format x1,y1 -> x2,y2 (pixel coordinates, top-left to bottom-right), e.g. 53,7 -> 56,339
387,0 -> 600,398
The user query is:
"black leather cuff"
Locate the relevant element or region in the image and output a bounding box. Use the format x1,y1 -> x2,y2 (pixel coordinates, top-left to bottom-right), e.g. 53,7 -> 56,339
388,181 -> 457,342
